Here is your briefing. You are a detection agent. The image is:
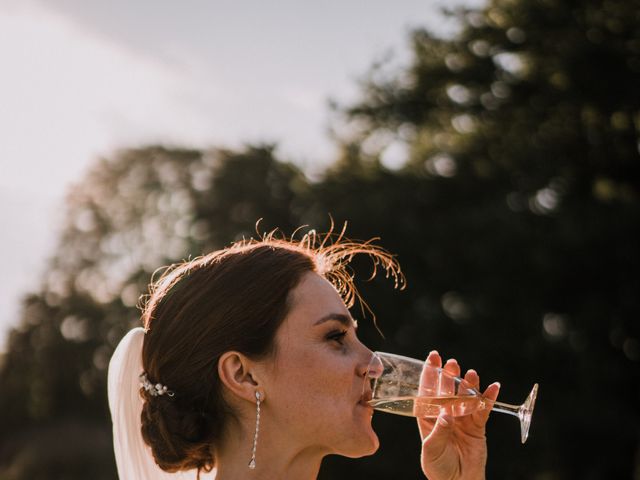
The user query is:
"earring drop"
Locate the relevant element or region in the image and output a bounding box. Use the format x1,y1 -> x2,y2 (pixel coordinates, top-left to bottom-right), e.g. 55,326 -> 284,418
248,391 -> 261,469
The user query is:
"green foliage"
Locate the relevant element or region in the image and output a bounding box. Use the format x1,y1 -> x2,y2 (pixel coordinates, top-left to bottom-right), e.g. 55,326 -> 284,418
1,0 -> 639,478
0,145 -> 311,478
322,0 -> 640,477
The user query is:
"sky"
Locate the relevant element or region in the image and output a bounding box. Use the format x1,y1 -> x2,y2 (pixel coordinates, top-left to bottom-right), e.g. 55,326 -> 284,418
0,0 -> 480,350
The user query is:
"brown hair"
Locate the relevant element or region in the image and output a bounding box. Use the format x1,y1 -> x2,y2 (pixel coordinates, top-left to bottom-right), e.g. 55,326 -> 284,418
138,227 -> 404,475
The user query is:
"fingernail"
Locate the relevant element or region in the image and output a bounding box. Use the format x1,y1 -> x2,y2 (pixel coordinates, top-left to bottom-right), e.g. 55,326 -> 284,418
493,382 -> 501,389
446,358 -> 457,364
429,350 -> 438,355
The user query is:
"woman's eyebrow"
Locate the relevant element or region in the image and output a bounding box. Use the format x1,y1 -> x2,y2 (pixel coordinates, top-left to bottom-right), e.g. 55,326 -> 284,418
313,313 -> 358,330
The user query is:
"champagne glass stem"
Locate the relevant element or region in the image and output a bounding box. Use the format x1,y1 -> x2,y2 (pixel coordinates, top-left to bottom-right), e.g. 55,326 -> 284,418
491,401 -> 521,418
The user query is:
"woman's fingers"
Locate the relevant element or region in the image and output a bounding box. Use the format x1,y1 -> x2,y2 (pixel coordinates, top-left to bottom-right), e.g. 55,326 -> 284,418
443,358 -> 461,378
418,351 -> 441,439
474,381 -> 500,425
427,350 -> 442,368
462,369 -> 480,392
419,351 -> 442,397
483,382 -> 500,401
440,359 -> 460,397
417,352 -> 500,445
483,382 -> 500,405
461,367 -> 500,425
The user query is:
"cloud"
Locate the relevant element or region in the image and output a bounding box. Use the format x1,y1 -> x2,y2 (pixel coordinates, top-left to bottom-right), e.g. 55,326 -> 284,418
0,2 -> 219,197
0,2 -> 223,349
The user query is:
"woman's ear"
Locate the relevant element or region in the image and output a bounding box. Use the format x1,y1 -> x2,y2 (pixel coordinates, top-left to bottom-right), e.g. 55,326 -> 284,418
217,351 -> 263,403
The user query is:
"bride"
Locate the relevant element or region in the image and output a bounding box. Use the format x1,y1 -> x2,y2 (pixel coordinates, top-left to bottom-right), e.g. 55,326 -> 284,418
108,230 -> 499,479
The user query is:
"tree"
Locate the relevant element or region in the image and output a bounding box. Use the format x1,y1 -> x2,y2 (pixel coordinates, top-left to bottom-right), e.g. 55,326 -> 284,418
0,145 -> 311,478
2,0 -> 639,477
320,0 -> 640,477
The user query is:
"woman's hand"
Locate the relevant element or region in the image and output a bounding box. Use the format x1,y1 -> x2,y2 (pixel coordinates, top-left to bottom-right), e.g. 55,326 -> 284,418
418,351 -> 500,480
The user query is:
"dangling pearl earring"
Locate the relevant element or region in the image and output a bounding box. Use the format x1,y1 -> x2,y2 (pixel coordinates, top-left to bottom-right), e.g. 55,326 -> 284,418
248,391 -> 261,469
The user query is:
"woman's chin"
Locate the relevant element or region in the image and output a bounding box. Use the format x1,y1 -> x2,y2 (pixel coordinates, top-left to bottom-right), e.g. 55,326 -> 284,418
342,425 -> 380,458
362,429 -> 380,456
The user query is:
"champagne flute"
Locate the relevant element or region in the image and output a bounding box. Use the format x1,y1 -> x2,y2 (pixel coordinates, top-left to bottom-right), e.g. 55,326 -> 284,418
364,352 -> 538,443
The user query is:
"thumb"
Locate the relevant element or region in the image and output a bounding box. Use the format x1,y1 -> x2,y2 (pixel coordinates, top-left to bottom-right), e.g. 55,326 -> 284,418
422,412 -> 453,457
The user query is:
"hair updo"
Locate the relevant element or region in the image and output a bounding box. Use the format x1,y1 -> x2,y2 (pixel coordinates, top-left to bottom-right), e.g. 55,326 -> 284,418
138,228 -> 404,475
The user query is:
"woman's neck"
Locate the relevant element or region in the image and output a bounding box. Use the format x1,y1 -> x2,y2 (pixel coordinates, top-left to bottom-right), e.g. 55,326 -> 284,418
214,424 -> 326,480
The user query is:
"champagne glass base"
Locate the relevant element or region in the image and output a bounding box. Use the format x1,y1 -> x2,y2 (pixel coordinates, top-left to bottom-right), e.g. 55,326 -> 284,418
517,383 -> 538,444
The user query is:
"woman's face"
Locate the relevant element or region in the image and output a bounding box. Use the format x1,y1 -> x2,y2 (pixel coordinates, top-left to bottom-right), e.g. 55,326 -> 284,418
258,271 -> 379,458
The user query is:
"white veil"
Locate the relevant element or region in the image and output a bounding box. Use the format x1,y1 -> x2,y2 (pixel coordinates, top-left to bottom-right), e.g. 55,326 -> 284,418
107,327 -> 215,479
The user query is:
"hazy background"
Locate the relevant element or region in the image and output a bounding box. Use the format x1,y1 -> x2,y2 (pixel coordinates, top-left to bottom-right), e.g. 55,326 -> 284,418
0,0 -> 479,351
1,0 -> 638,478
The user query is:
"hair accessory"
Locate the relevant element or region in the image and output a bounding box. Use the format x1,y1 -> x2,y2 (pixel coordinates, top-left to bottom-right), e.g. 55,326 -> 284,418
139,372 -> 174,397
248,391 -> 261,469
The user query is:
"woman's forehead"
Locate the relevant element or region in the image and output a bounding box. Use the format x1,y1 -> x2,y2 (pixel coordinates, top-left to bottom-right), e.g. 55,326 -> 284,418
285,272 -> 348,324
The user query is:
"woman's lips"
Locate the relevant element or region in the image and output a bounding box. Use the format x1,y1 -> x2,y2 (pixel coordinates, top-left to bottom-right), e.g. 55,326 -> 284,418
358,390 -> 373,406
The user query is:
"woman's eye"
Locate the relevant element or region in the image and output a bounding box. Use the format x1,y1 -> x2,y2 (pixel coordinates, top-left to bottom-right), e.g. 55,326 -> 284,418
327,330 -> 348,344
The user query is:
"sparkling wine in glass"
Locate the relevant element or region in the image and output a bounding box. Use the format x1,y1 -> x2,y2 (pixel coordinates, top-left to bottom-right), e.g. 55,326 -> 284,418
364,352 -> 538,443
